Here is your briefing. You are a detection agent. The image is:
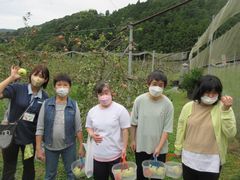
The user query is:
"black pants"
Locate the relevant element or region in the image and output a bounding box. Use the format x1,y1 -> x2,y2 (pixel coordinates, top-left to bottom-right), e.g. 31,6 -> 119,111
1,142 -> 35,180
182,163 -> 221,180
93,157 -> 121,180
135,152 -> 166,180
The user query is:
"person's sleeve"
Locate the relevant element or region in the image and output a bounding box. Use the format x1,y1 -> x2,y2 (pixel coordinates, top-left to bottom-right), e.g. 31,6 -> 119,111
2,83 -> 19,99
85,109 -> 93,128
221,107 -> 237,138
131,98 -> 139,126
119,106 -> 131,129
36,101 -> 45,136
163,102 -> 174,133
75,102 -> 82,134
174,104 -> 188,155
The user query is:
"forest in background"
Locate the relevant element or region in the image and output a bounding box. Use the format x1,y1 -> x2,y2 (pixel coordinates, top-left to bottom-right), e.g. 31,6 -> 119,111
0,0 -> 228,53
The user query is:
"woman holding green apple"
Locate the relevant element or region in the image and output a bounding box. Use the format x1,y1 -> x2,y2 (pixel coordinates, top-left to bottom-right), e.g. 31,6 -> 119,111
0,65 -> 50,180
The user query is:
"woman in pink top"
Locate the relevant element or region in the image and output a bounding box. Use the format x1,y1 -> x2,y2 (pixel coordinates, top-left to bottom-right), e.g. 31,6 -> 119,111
86,81 -> 131,180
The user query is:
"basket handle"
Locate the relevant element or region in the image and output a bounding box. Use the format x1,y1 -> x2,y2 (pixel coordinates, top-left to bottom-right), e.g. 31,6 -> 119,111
121,154 -> 129,171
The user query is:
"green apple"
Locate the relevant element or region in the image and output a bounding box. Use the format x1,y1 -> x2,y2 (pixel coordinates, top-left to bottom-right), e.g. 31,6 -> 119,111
155,167 -> 165,176
172,166 -> 182,175
149,166 -> 157,174
122,167 -> 135,177
72,166 -> 85,178
18,68 -> 27,76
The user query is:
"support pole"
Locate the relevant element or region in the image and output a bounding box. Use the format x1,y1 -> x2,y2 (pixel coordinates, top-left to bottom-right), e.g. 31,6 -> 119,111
152,50 -> 155,72
128,24 -> 133,78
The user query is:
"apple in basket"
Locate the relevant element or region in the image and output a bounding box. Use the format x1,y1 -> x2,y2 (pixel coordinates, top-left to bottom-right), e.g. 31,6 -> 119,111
72,166 -> 85,178
122,167 -> 135,177
143,168 -> 153,177
114,169 -> 122,180
155,167 -> 165,176
149,166 -> 157,174
149,166 -> 165,176
171,166 -> 182,175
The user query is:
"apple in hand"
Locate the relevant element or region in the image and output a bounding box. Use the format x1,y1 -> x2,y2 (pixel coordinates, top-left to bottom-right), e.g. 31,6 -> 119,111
18,68 -> 27,76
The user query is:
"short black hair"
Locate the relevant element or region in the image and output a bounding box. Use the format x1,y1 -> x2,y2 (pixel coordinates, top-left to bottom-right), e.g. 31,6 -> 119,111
147,70 -> 167,87
94,81 -> 110,96
29,64 -> 50,89
53,73 -> 72,87
192,74 -> 222,103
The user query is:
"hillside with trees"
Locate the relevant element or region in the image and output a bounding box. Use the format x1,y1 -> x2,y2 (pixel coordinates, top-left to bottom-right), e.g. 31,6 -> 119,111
0,0 -> 228,53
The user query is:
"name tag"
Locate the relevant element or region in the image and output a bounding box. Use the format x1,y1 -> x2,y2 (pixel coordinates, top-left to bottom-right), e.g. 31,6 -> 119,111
22,112 -> 35,122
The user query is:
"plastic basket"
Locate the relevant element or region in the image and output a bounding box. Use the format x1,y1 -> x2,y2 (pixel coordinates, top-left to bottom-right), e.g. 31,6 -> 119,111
165,161 -> 182,179
71,158 -> 85,179
112,161 -> 137,180
142,160 -> 166,179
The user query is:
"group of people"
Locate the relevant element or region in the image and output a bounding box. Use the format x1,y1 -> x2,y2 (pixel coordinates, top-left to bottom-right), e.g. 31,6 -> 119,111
0,65 -> 236,180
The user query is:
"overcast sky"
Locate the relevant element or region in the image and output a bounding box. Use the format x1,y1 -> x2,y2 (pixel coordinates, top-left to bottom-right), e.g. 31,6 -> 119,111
0,0 -> 146,29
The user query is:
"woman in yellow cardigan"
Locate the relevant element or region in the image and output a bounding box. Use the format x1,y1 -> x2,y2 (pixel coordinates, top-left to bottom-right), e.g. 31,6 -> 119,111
175,75 -> 236,180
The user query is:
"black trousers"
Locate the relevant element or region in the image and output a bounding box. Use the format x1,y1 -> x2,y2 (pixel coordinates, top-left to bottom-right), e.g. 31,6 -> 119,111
93,157 -> 121,180
135,152 -> 166,180
1,142 -> 35,180
182,163 -> 221,180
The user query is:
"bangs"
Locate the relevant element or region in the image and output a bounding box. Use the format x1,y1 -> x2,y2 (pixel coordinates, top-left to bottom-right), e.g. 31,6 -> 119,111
29,64 -> 50,89
53,73 -> 71,86
199,80 -> 222,94
95,81 -> 110,96
192,75 -> 223,102
33,69 -> 46,78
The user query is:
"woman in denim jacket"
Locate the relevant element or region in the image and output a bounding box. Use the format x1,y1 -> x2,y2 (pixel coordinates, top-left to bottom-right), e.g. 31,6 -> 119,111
36,73 -> 84,180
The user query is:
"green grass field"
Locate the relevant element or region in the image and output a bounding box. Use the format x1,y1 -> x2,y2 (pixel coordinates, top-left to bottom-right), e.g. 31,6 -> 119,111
0,90 -> 239,179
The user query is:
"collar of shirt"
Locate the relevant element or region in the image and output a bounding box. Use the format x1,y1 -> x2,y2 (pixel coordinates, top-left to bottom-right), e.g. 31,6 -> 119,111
28,84 -> 43,99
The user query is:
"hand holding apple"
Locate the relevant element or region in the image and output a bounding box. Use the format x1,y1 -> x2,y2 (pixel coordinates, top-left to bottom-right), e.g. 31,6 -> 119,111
10,65 -> 21,80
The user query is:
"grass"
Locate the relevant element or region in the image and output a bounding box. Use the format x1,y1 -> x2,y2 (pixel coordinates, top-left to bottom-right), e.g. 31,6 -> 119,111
1,90 -> 239,179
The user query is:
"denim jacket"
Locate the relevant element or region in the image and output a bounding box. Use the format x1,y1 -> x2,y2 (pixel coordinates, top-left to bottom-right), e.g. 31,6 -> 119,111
43,97 -> 76,147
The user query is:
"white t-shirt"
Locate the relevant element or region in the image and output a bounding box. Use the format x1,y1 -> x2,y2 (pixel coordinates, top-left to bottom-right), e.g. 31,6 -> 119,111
182,149 -> 221,173
86,101 -> 130,162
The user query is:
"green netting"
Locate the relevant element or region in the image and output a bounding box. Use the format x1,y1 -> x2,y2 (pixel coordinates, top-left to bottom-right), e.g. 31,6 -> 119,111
190,47 -> 209,68
131,52 -> 187,82
189,0 -> 240,58
210,22 -> 240,64
189,0 -> 240,140
191,22 -> 240,68
206,63 -> 240,140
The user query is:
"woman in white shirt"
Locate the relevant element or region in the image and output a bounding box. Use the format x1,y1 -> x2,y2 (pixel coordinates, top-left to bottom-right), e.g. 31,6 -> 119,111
86,81 -> 131,180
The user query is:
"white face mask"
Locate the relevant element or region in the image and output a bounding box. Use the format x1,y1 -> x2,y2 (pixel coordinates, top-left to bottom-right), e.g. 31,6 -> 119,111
31,75 -> 45,87
56,87 -> 69,97
149,86 -> 163,97
201,95 -> 218,105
